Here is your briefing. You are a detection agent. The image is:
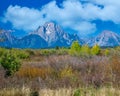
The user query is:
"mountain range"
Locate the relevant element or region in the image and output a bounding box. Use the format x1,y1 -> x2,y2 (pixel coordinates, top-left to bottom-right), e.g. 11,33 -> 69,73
87,30 -> 120,47
0,22 -> 120,48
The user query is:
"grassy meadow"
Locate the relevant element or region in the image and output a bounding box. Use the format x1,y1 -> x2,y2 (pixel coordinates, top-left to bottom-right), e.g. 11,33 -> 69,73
0,43 -> 120,96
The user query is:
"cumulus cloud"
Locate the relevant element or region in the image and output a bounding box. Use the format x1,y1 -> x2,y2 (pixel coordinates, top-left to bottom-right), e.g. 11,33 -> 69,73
85,0 -> 120,23
3,5 -> 47,31
90,0 -> 120,6
2,0 -> 120,36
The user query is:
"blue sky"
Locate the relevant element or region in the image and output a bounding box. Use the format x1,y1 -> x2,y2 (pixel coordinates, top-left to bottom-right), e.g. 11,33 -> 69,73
0,0 -> 120,37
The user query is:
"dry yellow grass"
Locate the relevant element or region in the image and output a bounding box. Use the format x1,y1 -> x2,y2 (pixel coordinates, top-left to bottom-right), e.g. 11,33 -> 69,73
16,66 -> 52,79
0,87 -> 30,96
0,87 -> 120,96
39,88 -> 73,96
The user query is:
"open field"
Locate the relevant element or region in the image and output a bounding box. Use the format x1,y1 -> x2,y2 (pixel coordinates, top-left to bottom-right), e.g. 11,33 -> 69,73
0,46 -> 120,96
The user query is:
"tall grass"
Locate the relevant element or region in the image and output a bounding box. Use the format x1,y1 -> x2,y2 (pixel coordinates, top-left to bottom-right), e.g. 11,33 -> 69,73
0,87 -> 120,96
0,48 -> 120,95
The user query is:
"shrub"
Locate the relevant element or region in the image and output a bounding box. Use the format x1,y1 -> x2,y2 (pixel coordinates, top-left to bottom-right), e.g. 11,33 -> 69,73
73,88 -> 89,96
69,41 -> 81,56
104,49 -> 110,56
30,90 -> 39,96
110,56 -> 120,86
56,48 -> 69,55
80,45 -> 91,57
25,49 -> 35,56
91,44 -> 100,55
16,50 -> 30,59
55,46 -> 59,50
60,66 -> 74,78
73,89 -> 81,96
40,49 -> 56,56
0,51 -> 21,77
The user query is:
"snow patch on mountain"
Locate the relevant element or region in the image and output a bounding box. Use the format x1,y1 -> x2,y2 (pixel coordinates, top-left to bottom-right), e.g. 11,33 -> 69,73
87,30 -> 120,47
32,22 -> 82,47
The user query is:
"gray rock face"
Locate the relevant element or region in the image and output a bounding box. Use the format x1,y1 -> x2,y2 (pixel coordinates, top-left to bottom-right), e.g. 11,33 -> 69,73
87,30 -> 120,47
0,30 -> 16,48
32,22 -> 82,47
17,34 -> 47,49
0,22 -> 82,48
1,24 -> 119,48
0,30 -> 47,48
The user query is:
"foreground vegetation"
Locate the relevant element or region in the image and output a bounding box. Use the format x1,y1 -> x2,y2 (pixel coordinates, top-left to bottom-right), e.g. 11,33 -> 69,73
0,42 -> 120,96
0,87 -> 120,96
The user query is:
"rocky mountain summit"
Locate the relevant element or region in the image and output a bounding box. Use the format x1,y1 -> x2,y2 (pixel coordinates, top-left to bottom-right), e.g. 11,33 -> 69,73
87,30 -> 120,47
32,22 -> 82,47
0,23 -> 120,48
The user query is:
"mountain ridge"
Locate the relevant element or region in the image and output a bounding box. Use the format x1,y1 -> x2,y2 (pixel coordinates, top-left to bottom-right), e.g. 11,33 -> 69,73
0,22 -> 120,48
87,30 -> 120,47
32,22 -> 83,47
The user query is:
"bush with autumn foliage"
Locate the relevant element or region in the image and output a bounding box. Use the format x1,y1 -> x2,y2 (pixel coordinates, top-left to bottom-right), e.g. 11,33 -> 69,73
0,43 -> 120,95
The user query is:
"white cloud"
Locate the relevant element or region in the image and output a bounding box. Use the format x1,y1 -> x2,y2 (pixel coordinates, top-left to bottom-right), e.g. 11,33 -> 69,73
3,5 -> 47,31
2,0 -> 120,36
90,0 -> 120,6
73,22 -> 96,36
84,0 -> 120,23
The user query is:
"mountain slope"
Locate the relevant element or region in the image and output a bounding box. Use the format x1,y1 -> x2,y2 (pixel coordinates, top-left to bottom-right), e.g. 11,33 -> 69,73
0,30 -> 48,49
1,27 -> 120,48
32,22 -> 82,47
15,34 -> 47,49
87,30 -> 120,47
0,30 -> 17,48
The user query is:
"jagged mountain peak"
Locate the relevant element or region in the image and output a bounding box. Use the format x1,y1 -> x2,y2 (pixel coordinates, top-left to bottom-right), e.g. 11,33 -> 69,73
102,30 -> 114,34
44,22 -> 56,27
99,30 -> 118,37
0,28 -> 120,48
34,22 -> 63,38
0,29 -> 15,42
37,22 -> 56,28
0,22 -> 82,48
87,30 -> 120,47
0,29 -> 17,47
32,22 -> 82,47
0,29 -> 12,36
44,22 -> 63,35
